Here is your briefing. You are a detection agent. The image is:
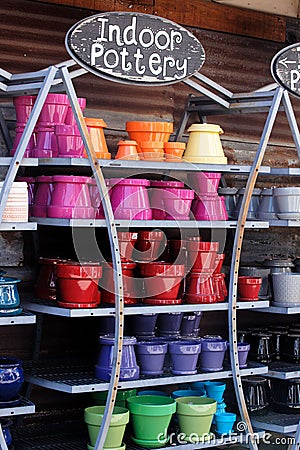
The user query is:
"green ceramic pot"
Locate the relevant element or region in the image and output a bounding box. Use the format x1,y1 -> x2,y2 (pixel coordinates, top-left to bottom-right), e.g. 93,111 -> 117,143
84,405 -> 129,448
176,397 -> 217,442
127,395 -> 176,443
91,389 -> 137,408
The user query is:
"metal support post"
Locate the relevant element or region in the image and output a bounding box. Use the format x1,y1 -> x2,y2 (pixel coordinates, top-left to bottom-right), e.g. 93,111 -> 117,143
282,90 -> 300,159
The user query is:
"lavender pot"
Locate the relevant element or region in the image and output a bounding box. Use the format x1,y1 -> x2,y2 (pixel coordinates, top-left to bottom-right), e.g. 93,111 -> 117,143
237,342 -> 250,368
130,313 -> 158,337
135,341 -> 168,375
199,337 -> 228,372
157,312 -> 183,337
181,312 -> 203,337
169,340 -> 201,375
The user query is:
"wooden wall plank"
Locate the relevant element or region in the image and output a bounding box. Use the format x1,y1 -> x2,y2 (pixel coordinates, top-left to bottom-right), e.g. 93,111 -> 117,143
31,0 -> 286,41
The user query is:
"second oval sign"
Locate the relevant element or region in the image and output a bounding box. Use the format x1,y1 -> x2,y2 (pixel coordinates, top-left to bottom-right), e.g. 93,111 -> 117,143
65,12 -> 205,86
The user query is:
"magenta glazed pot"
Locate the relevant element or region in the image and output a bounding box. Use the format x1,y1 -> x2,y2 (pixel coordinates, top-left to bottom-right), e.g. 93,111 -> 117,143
13,95 -> 36,125
149,180 -> 184,220
162,188 -> 194,220
192,194 -> 228,221
88,179 -> 105,219
107,178 -> 152,220
64,97 -> 86,126
187,172 -> 221,195
31,176 -> 53,218
33,126 -> 58,158
37,93 -> 69,126
55,125 -> 84,158
47,175 -> 94,219
11,124 -> 36,157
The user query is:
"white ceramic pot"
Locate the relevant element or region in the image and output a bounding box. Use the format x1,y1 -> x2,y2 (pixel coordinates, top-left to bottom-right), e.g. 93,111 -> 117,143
273,187 -> 300,220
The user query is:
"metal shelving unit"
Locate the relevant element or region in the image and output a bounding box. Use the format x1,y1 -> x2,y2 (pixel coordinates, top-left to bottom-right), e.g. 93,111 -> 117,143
0,310 -> 35,325
0,157 -> 38,167
251,410 -> 299,434
256,305 -> 300,314
267,362 -> 300,379
0,397 -> 35,418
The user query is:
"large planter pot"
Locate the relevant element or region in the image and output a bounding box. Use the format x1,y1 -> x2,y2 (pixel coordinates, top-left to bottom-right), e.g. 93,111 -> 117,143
100,262 -> 139,304
84,118 -> 111,159
149,181 -> 185,220
134,230 -> 166,262
187,172 -> 221,195
273,187 -> 300,220
156,312 -> 183,337
199,337 -> 228,372
31,176 -> 53,218
95,335 -> 140,381
37,93 -> 69,126
107,178 -> 152,220
176,397 -> 217,442
140,262 -> 185,301
238,276 -> 262,301
169,340 -> 201,375
55,124 -> 84,158
126,121 -> 173,155
126,394 -> 176,446
0,357 -> 24,402
84,405 -> 129,448
135,341 -> 168,375
34,257 -> 62,301
184,124 -> 227,164
91,389 -> 137,408
56,261 -> 102,308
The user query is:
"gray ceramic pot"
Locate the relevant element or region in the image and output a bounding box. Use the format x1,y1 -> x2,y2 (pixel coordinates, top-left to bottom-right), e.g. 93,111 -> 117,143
257,188 -> 278,220
233,188 -> 261,220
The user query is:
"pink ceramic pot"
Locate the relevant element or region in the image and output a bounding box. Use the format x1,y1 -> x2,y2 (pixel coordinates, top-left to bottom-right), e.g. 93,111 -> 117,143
185,273 -> 217,303
192,194 -> 228,221
107,178 -> 152,220
55,125 -> 84,158
88,179 -> 105,219
139,262 -> 185,301
32,126 -> 58,158
11,125 -> 36,157
38,93 -> 69,126
100,262 -> 138,304
187,172 -> 221,195
163,188 -> 194,220
149,180 -> 184,220
186,239 -> 219,274
13,95 -> 36,125
47,175 -> 94,219
31,176 -> 53,217
64,97 -> 86,126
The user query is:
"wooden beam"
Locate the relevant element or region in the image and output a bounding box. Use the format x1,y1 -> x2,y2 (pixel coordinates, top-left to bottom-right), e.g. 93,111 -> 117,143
31,0 -> 286,41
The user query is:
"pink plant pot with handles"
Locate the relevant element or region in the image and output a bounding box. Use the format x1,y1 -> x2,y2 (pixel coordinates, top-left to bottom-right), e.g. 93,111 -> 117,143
107,178 -> 152,220
32,126 -> 58,158
55,125 -> 84,158
13,95 -> 36,125
192,194 -> 228,221
64,97 -> 86,126
47,175 -> 95,219
149,180 -> 185,220
37,93 -> 69,126
162,188 -> 194,221
31,176 -> 53,217
11,125 -> 36,157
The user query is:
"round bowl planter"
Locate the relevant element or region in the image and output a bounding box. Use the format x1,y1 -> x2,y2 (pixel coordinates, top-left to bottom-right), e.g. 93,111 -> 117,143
91,389 -> 137,408
168,340 -> 201,375
135,341 -> 168,376
0,275 -> 21,310
238,276 -> 262,301
126,394 -> 176,443
126,121 -> 173,154
116,140 -> 140,160
176,396 -> 217,442
134,230 -> 166,262
140,262 -> 185,301
0,357 -> 24,402
95,335 -> 140,381
84,405 -> 129,448
164,141 -> 185,161
199,338 -> 228,372
56,261 -> 102,306
204,381 -> 226,403
183,124 -> 227,164
214,412 -> 236,435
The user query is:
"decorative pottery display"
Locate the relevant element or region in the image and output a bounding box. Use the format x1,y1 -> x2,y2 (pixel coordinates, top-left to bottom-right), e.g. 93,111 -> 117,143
183,124 -> 227,164
0,357 -> 24,402
84,117 -> 111,159
31,176 -> 53,218
116,140 -> 140,160
242,376 -> 269,411
0,181 -> 28,222
95,335 -> 139,381
168,340 -> 201,375
199,337 -> 228,372
164,141 -> 185,161
126,121 -> 173,154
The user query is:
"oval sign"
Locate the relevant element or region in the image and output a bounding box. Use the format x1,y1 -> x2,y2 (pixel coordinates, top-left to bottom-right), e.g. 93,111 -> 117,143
65,12 -> 205,86
271,43 -> 300,98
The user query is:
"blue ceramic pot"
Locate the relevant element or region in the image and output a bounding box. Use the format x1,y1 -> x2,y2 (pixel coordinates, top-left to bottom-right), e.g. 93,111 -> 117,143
0,276 -> 20,309
199,337 -> 228,372
95,335 -> 140,381
215,412 -> 236,435
205,381 -> 226,403
169,340 -> 201,375
135,341 -> 168,376
0,357 -> 24,402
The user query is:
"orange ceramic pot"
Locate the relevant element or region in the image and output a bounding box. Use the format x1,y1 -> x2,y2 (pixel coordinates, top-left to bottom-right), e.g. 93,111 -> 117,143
140,142 -> 164,161
84,118 -> 111,159
115,140 -> 140,160
126,121 -> 173,154
164,142 -> 186,162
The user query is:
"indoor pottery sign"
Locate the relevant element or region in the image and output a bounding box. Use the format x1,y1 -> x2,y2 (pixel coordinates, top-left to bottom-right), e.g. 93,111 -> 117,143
271,42 -> 300,98
65,12 -> 205,85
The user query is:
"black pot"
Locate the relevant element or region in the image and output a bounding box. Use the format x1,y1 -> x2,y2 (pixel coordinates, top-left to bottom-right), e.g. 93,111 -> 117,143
281,334 -> 300,363
243,376 -> 269,411
268,327 -> 289,361
270,378 -> 300,413
247,332 -> 275,363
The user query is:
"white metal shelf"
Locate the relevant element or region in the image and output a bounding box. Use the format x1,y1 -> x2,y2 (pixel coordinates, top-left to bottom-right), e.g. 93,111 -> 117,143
0,222 -> 37,231
256,305 -> 300,314
267,361 -> 300,379
22,299 -> 269,317
269,220 -> 300,227
0,396 -> 35,417
271,167 -> 300,176
0,310 -> 35,325
251,410 -> 299,434
0,157 -> 38,167
24,360 -> 268,394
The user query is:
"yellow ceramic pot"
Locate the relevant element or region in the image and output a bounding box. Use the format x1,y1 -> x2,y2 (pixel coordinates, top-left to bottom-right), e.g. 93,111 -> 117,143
183,124 -> 227,164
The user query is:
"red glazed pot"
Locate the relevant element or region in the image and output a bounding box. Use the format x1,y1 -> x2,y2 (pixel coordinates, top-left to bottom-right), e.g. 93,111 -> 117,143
186,239 -> 219,273
238,276 -> 262,301
214,253 -> 225,274
134,230 -> 166,262
185,273 -> 217,303
31,176 -> 53,218
34,257 -> 62,301
56,261 -> 102,306
213,273 -> 227,302
100,262 -> 138,304
140,262 -> 185,300
117,231 -> 138,262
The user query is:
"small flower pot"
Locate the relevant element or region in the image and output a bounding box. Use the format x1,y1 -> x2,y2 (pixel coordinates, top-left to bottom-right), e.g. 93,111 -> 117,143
176,397 -> 217,442
13,95 -> 36,125
162,188 -> 194,221
32,125 -> 58,158
180,312 -> 203,337
0,275 -> 21,310
55,124 -> 84,158
273,187 -> 300,220
157,312 -> 183,337
37,93 -> 69,126
107,178 -> 152,220
237,342 -> 250,368
164,141 -> 185,161
239,266 -> 270,299
192,194 -> 228,221
218,187 -> 238,219
257,188 -> 278,220
84,405 -> 129,448
190,381 -> 206,396
215,412 -> 236,435
135,341 -> 168,375
199,338 -> 228,372
184,124 -> 227,164
169,340 -> 201,375
129,313 -> 158,337
204,381 -> 226,403
126,395 -> 176,444
34,257 -> 62,301
0,357 -> 24,402
140,262 -> 185,301
140,141 -> 164,161
187,172 -> 221,195
238,276 -> 262,301
84,117 -> 111,159
56,261 -> 102,307
233,188 -> 261,220
185,273 -> 217,304
31,176 -> 53,218
149,181 -> 184,220
126,121 -> 173,155
11,124 -> 36,157
64,97 -> 86,126
115,140 -> 140,160
95,335 -> 140,381
100,261 -> 139,304
134,230 -> 166,262
117,231 -> 138,262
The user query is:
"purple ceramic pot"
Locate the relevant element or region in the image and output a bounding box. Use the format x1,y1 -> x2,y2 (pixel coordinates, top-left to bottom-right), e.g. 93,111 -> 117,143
31,176 -> 53,218
237,342 -> 250,368
55,124 -> 84,158
33,126 -> 57,158
37,93 -> 69,126
107,178 -> 152,220
47,175 -> 94,219
149,180 -> 185,220
199,337 -> 228,372
135,341 -> 168,375
95,335 -> 140,381
169,340 -> 201,375
11,124 -> 36,157
130,313 -> 158,337
157,312 -> 183,337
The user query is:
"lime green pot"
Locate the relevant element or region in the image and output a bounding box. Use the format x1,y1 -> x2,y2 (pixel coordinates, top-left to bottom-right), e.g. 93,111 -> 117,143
127,395 -> 176,444
91,389 -> 137,408
176,397 -> 217,442
84,405 -> 129,448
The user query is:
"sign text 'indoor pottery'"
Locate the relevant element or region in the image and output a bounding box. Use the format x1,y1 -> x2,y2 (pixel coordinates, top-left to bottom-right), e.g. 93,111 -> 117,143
65,12 -> 205,85
271,43 -> 300,98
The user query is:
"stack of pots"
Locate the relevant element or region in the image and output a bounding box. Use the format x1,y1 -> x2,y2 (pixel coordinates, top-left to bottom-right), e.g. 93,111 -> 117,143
185,238 -> 225,304
0,181 -> 29,222
134,230 -> 166,262
149,180 -> 194,221
84,118 -> 111,159
12,95 -> 37,157
125,121 -> 173,159
263,257 -> 294,304
188,172 -> 228,221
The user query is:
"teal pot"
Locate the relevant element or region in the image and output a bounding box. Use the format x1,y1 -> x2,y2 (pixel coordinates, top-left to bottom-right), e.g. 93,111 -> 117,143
215,412 -> 236,435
